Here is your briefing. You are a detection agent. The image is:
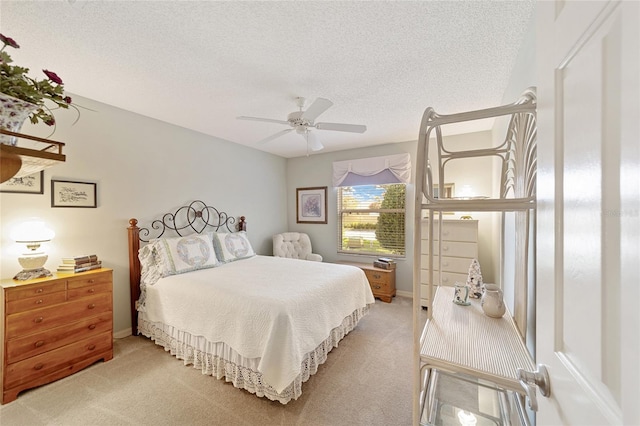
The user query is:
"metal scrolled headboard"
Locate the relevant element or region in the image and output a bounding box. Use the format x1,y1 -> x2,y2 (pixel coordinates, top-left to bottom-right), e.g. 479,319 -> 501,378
127,200 -> 246,336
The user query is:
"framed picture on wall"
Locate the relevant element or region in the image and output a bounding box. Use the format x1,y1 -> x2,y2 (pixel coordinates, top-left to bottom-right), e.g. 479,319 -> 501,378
296,186 -> 327,224
51,179 -> 97,208
0,171 -> 44,194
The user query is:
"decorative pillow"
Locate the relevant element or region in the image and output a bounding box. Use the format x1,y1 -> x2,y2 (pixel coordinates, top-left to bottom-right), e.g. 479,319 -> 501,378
153,234 -> 219,276
211,231 -> 255,263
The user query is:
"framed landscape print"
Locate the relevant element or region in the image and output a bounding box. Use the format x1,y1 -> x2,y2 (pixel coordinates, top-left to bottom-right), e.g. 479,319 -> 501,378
51,179 -> 97,208
0,171 -> 44,194
296,186 -> 327,224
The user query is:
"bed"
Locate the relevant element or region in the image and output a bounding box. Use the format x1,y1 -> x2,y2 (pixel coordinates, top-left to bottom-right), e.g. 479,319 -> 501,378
127,201 -> 375,404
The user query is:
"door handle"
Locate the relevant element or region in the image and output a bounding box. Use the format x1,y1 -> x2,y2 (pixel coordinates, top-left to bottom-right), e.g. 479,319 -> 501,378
517,364 -> 550,411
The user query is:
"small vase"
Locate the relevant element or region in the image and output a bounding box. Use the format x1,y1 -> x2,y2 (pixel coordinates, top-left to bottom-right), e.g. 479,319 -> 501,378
0,92 -> 38,146
481,284 -> 506,318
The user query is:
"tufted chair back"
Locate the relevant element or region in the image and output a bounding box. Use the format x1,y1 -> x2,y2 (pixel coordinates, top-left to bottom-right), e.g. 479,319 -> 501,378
272,232 -> 323,262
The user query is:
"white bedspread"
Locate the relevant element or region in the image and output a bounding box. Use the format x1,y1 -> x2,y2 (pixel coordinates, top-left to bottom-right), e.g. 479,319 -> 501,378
143,255 -> 374,393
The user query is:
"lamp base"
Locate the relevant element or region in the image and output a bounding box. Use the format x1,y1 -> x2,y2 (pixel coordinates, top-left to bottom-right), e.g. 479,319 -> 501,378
14,267 -> 52,281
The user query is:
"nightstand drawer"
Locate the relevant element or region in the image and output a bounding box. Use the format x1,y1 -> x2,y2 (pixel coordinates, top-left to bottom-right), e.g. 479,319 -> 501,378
4,331 -> 112,389
5,282 -> 66,302
6,313 -> 112,364
363,269 -> 392,285
6,292 -> 67,315
6,293 -> 112,336
369,279 -> 392,294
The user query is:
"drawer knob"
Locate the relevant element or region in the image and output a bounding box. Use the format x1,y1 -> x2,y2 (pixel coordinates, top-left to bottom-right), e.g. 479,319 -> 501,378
34,340 -> 45,348
373,285 -> 381,289
373,274 -> 381,279
88,288 -> 95,293
35,299 -> 44,305
88,324 -> 97,330
34,363 -> 44,371
88,344 -> 96,351
36,288 -> 44,294
88,303 -> 96,309
34,316 -> 44,323
88,279 -> 95,284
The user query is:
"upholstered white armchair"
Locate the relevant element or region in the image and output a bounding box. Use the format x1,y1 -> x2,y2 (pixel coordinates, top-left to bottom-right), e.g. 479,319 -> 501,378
272,232 -> 323,262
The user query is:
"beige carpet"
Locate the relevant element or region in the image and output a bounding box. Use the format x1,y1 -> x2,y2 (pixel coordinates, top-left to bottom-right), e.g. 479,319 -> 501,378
0,296 -> 426,426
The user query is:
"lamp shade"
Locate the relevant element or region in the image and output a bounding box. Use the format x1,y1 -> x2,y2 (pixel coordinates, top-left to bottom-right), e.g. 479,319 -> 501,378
11,219 -> 55,243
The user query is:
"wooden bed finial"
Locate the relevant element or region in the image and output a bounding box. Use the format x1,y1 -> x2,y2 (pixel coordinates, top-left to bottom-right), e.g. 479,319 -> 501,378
238,216 -> 247,231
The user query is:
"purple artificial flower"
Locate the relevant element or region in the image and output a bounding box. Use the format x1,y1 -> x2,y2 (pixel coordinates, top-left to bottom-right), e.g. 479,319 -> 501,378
43,69 -> 63,85
0,34 -> 19,49
63,96 -> 72,104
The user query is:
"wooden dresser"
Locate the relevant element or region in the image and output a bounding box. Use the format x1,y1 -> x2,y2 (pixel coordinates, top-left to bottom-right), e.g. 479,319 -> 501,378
339,262 -> 396,303
1,268 -> 113,404
420,219 -> 478,307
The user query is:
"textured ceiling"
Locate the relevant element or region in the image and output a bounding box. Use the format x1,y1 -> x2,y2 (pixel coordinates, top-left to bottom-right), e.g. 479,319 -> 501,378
1,1 -> 535,158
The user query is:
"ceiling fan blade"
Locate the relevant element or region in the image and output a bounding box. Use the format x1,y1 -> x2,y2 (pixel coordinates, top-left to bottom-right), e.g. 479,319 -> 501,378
315,122 -> 367,133
306,132 -> 324,152
301,98 -> 333,121
257,128 -> 293,144
237,116 -> 290,125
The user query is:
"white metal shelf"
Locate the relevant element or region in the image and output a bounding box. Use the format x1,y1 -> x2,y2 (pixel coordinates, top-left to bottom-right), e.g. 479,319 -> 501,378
420,286 -> 534,394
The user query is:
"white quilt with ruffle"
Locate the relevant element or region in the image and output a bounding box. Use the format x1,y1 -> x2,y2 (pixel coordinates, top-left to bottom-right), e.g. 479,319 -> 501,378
143,255 -> 375,393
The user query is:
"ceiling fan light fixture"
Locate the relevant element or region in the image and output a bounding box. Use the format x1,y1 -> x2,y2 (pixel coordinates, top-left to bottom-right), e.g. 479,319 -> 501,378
238,97 -> 364,152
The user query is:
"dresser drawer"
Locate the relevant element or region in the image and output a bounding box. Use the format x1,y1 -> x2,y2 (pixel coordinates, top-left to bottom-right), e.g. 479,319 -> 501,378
68,282 -> 111,300
6,313 -> 112,364
421,240 -> 478,258
5,282 -> 66,302
420,269 -> 468,286
6,293 -> 112,336
420,255 -> 474,274
4,331 -> 112,389
421,220 -> 478,242
6,292 -> 67,315
67,271 -> 112,290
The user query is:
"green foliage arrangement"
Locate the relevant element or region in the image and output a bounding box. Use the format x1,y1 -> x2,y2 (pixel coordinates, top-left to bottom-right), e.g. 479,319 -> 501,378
376,184 -> 406,255
0,33 -> 75,127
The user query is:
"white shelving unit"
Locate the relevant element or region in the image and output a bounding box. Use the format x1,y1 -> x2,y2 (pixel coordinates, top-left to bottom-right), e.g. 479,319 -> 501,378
412,89 -> 538,425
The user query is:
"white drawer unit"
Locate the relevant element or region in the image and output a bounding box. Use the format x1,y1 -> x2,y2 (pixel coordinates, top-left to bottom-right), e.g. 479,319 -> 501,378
420,219 -> 478,307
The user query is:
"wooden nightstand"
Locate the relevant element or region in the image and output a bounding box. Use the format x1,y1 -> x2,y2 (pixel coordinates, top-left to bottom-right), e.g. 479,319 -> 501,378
339,262 -> 396,303
0,268 -> 113,404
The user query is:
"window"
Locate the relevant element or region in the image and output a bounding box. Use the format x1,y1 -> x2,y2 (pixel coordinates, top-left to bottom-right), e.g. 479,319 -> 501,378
337,183 -> 406,256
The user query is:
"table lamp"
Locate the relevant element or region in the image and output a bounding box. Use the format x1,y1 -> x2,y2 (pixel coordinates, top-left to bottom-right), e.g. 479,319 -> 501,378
11,218 -> 55,280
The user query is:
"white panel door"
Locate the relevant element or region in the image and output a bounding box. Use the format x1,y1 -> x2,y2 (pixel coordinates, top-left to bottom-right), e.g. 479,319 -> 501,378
537,1 -> 639,424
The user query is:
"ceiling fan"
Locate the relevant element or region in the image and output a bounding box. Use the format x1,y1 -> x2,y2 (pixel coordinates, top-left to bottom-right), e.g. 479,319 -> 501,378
237,97 -> 366,152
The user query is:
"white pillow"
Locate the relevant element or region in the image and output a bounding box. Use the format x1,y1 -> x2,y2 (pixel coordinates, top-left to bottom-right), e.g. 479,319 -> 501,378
154,234 -> 219,276
211,231 -> 255,263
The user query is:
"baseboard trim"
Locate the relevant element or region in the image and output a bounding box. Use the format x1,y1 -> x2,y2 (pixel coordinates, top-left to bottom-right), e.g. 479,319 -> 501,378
395,290 -> 412,298
113,328 -> 132,339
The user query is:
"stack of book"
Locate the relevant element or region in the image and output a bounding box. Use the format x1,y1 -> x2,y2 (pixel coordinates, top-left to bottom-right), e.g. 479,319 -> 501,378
373,257 -> 396,270
57,254 -> 102,273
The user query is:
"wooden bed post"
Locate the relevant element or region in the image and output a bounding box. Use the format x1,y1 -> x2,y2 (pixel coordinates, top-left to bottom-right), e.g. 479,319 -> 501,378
238,216 -> 246,231
127,218 -> 141,336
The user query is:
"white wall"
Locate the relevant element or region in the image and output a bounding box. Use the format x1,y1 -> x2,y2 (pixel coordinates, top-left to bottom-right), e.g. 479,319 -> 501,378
0,95 -> 288,336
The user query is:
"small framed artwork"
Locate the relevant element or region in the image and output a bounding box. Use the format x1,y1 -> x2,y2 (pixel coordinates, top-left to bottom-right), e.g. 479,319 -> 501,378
296,186 -> 327,224
0,171 -> 44,194
51,179 -> 97,208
